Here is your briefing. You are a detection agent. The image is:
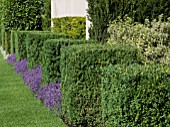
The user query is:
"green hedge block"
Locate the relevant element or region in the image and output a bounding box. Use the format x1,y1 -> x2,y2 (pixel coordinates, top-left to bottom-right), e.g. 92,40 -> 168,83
5,31 -> 11,54
26,32 -> 67,70
101,64 -> 170,127
60,44 -> 143,126
42,39 -> 96,84
0,27 -> 2,46
14,31 -> 54,60
14,31 -> 32,60
10,30 -> 15,54
1,29 -> 5,50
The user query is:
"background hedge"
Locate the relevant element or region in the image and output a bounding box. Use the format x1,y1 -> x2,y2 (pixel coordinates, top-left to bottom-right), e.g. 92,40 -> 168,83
87,0 -> 170,43
101,64 -> 170,126
42,39 -> 96,84
52,17 -> 86,39
60,43 -> 143,126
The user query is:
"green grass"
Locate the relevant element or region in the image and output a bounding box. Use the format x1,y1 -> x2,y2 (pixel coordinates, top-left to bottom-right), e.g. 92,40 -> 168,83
0,54 -> 67,127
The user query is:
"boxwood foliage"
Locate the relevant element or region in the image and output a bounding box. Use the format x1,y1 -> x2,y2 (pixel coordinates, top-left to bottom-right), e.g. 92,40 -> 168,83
25,32 -> 67,70
4,31 -> 11,54
60,44 -> 144,126
42,39 -> 96,84
101,64 -> 170,127
10,30 -> 15,54
52,17 -> 86,39
14,31 -> 51,60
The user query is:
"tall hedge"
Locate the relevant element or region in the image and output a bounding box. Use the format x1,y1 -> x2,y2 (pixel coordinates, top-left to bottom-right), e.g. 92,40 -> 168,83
60,44 -> 143,126
87,0 -> 170,43
101,64 -> 170,126
42,39 -> 96,84
3,0 -> 44,31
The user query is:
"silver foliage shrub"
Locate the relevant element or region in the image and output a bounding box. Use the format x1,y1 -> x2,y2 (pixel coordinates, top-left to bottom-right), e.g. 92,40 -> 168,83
107,14 -> 170,64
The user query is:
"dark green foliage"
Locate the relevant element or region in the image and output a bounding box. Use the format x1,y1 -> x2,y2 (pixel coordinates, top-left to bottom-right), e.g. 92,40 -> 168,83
52,17 -> 86,39
60,44 -> 143,126
42,39 -> 96,84
1,28 -> 5,50
101,64 -> 170,127
14,31 -> 52,60
14,31 -> 32,60
26,32 -> 67,70
87,0 -> 170,43
4,31 -> 10,54
0,27 -> 2,46
42,0 -> 51,31
3,0 -> 44,31
10,30 -> 15,54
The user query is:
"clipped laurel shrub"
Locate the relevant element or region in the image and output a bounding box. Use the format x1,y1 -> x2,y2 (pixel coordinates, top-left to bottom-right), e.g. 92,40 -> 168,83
52,17 -> 86,39
107,15 -> 170,63
101,64 -> 170,127
60,43 -> 144,126
42,39 -> 96,84
25,32 -> 67,70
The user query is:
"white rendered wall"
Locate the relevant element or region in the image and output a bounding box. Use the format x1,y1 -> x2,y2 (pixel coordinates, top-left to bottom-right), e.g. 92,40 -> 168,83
51,0 -> 91,39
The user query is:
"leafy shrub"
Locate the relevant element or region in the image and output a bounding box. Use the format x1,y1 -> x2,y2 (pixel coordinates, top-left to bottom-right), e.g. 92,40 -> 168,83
10,30 -> 15,54
101,64 -> 170,127
60,43 -> 143,126
36,81 -> 62,111
42,0 -> 51,31
3,0 -> 44,31
42,39 -> 96,84
14,59 -> 28,74
7,54 -> 16,65
1,28 -> 5,50
52,17 -> 86,39
25,32 -> 67,70
22,65 -> 42,93
108,15 -> 170,63
87,0 -> 170,43
4,31 -> 10,54
14,31 -> 51,60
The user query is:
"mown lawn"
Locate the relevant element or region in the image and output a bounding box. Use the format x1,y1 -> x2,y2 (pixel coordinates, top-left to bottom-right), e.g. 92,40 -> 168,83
0,54 -> 66,127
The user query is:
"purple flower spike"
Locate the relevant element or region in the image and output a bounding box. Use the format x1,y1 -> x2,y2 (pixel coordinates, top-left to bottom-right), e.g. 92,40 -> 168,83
14,59 -> 27,74
22,65 -> 42,93
36,82 -> 62,110
7,54 -> 16,65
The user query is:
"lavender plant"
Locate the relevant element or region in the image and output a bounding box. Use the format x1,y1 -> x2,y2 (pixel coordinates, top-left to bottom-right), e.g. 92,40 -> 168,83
14,58 -> 27,74
22,65 -> 42,93
36,81 -> 62,111
7,54 -> 16,65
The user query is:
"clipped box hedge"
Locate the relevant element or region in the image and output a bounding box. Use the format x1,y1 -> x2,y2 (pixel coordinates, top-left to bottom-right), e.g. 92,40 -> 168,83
25,32 -> 67,69
101,64 -> 170,127
14,31 -> 52,60
42,39 -> 96,84
60,44 -> 144,126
